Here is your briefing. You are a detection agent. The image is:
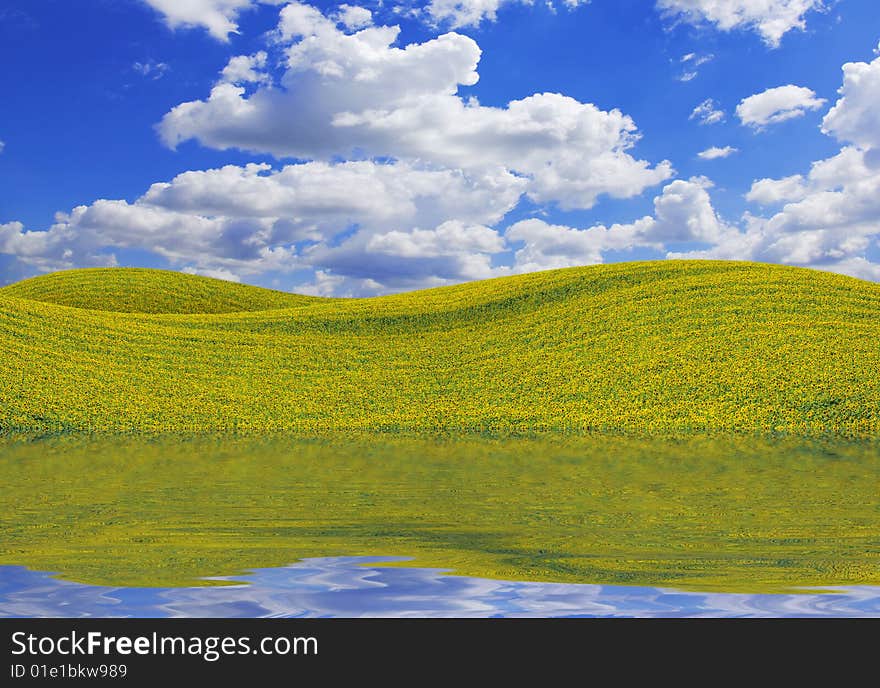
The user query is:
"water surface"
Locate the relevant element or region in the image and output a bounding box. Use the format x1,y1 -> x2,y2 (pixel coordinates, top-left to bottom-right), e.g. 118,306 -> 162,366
2,557 -> 879,618
1,432 -> 879,608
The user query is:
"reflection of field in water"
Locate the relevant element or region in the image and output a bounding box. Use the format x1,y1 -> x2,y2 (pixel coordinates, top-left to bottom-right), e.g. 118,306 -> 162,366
1,432 -> 879,598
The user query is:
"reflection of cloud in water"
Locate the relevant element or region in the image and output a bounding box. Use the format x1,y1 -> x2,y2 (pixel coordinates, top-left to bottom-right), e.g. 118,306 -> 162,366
1,557 -> 880,618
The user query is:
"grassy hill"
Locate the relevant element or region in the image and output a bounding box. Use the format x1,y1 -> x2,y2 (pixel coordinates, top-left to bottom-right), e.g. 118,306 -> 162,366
1,260 -> 879,434
2,267 -> 315,314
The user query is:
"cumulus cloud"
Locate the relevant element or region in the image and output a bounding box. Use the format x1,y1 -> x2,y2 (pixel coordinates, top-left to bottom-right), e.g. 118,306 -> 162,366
690,99 -> 724,125
0,140 -> 4,154
0,2 -> 680,295
0,173 -> 733,295
0,220 -> 119,274
305,220 -> 508,293
7,4 -> 879,293
0,160 -> 526,289
220,51 -> 270,84
158,2 -> 671,211
182,266 -> 242,282
745,175 -> 807,205
507,177 -> 730,273
698,146 -> 738,160
730,56 -> 880,276
139,161 -> 524,229
335,4 -> 373,30
506,218 -> 639,271
366,221 -> 505,258
824,257 -> 880,282
141,0 -> 286,40
648,177 -> 729,244
624,55 -> 880,282
687,147 -> 880,278
736,85 -> 826,129
656,0 -> 824,48
821,55 -> 880,150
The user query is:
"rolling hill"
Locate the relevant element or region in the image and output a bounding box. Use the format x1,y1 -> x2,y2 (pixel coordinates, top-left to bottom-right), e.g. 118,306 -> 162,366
1,260 -> 879,434
1,267 -> 316,314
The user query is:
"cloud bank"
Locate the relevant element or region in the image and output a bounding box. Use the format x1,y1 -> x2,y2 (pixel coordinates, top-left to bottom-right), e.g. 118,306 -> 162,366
3,4 -> 879,294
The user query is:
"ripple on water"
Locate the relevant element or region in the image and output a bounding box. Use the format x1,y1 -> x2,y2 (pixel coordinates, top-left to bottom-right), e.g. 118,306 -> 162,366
2,558 -> 880,618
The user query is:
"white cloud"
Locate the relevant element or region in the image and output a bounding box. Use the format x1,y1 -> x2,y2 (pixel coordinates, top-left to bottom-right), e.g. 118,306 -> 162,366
821,56 -> 880,151
736,85 -> 826,129
425,0 -> 589,28
366,221 -> 506,258
0,220 -> 118,274
220,51 -> 270,84
683,53 -> 715,66
644,54 -> 880,282
140,161 -> 525,230
680,145 -> 880,276
6,148 -> 879,293
690,99 -> 724,125
158,2 -> 672,211
731,56 -> 880,275
677,52 -> 713,81
335,4 -> 373,30
10,5 -> 878,293
141,0 -> 286,40
656,0 -> 824,48
305,219 -> 508,292
698,146 -> 738,160
0,173 -> 731,295
648,177 -> 728,243
0,160 -> 526,288
132,61 -> 170,80
507,177 -> 729,273
746,174 -> 807,205
297,270 -> 387,297
182,266 -> 242,282
0,140 -> 4,154
824,256 -> 880,282
506,218 -> 632,271
426,0 -> 512,27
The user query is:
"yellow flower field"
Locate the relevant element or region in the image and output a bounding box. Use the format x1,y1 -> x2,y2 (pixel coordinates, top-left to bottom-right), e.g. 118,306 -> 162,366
1,260 -> 878,434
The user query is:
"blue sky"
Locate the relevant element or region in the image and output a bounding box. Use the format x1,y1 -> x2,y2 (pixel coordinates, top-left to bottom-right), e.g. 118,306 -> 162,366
1,0 -> 879,293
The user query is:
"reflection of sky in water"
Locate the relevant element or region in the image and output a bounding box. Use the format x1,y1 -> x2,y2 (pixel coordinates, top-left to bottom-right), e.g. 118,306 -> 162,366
1,557 -> 879,618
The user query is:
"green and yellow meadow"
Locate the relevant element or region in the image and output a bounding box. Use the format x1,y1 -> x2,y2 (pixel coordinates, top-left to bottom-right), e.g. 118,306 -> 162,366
1,260 -> 879,434
1,432 -> 879,591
